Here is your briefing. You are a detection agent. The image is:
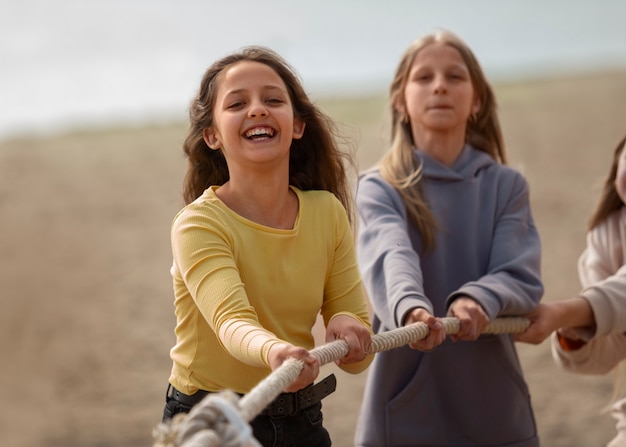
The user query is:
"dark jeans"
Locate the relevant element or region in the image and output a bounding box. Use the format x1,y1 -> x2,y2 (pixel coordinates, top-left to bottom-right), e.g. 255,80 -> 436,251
250,402 -> 331,447
163,389 -> 331,447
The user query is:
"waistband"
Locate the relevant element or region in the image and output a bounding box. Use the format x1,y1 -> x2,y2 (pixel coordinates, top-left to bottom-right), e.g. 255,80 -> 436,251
168,373 -> 337,418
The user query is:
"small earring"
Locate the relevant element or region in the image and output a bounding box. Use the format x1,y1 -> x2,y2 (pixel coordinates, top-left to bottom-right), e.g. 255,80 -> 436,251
468,113 -> 478,125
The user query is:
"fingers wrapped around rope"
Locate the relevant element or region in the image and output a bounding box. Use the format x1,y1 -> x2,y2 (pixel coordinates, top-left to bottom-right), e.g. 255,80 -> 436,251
153,317 -> 530,447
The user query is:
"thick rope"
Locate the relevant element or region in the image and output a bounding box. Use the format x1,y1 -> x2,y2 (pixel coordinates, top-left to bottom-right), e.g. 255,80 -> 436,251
153,316 -> 529,447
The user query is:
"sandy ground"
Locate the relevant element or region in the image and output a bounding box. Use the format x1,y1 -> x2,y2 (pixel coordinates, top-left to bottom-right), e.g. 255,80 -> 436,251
2,70 -> 626,446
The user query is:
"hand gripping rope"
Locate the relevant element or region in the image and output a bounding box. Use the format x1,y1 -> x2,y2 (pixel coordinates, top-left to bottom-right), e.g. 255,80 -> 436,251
152,316 -> 530,447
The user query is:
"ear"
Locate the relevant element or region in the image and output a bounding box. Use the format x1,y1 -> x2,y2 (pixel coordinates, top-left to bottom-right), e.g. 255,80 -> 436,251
392,95 -> 406,116
202,128 -> 222,150
471,97 -> 481,116
292,117 -> 306,140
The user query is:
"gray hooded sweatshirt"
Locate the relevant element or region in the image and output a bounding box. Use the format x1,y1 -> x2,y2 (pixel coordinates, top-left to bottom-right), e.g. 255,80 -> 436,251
355,145 -> 543,447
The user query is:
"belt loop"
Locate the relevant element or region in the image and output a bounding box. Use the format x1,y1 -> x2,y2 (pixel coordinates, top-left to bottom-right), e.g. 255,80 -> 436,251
292,391 -> 300,415
168,385 -> 210,407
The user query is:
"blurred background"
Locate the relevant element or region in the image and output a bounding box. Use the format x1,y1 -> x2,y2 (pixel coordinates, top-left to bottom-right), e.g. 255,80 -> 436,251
2,0 -> 626,140
2,1 -> 626,446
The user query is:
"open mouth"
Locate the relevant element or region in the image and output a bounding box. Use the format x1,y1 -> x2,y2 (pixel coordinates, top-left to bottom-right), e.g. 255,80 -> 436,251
245,126 -> 275,141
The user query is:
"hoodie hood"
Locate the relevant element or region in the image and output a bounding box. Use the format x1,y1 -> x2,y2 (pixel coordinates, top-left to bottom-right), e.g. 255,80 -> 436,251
416,144 -> 495,181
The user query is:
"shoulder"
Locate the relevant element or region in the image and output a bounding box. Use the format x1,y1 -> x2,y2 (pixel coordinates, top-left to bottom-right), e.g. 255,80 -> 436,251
358,168 -> 386,186
483,158 -> 528,184
613,206 -> 626,228
294,187 -> 349,223
590,207 -> 626,233
465,145 -> 526,183
294,187 -> 343,211
357,168 -> 401,199
586,207 -> 626,248
293,188 -> 352,240
172,187 -> 223,229
483,163 -> 531,200
355,169 -> 408,220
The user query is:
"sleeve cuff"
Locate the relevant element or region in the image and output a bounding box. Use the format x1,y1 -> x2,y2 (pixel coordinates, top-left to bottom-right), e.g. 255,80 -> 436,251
556,332 -> 588,352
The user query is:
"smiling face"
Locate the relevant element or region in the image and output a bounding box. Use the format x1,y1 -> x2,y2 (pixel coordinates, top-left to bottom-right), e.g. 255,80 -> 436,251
401,42 -> 479,140
203,61 -> 305,173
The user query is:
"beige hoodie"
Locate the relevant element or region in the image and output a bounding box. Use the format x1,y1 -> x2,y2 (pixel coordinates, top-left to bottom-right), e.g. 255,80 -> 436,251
551,206 -> 626,447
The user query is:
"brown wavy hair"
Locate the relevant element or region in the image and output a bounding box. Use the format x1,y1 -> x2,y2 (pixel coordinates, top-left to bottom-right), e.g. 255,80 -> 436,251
181,46 -> 355,222
379,30 -> 505,251
588,134 -> 626,230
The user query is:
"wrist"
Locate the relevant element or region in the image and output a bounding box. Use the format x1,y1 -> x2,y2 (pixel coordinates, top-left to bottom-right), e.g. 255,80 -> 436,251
557,296 -> 594,329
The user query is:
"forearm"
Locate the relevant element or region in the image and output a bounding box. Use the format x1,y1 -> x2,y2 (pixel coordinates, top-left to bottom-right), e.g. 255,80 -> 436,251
218,319 -> 282,367
515,297 -> 595,346
553,296 -> 595,331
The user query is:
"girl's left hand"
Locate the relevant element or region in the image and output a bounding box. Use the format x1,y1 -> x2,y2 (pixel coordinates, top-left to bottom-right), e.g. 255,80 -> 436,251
447,296 -> 489,341
325,315 -> 372,366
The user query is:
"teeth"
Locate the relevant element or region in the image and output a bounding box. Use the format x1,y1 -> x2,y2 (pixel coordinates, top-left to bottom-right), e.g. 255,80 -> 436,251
246,127 -> 273,138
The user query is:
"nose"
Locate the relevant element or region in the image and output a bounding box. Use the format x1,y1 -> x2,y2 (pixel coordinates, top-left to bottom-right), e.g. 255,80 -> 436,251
433,74 -> 448,94
248,100 -> 268,118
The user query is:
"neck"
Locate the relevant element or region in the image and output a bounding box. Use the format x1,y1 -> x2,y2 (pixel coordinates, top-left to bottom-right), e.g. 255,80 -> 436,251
216,173 -> 298,229
413,129 -> 466,167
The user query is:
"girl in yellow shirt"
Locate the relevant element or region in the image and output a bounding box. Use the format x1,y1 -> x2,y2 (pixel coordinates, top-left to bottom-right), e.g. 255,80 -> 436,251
162,46 -> 373,447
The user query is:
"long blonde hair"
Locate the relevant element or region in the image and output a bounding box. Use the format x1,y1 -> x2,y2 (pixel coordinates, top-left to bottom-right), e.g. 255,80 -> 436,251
379,30 -> 505,251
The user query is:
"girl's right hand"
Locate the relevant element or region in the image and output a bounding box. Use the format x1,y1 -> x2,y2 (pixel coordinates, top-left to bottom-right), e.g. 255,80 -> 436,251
513,302 -> 557,344
514,297 -> 595,345
267,342 -> 319,392
447,296 -> 490,341
403,308 -> 445,351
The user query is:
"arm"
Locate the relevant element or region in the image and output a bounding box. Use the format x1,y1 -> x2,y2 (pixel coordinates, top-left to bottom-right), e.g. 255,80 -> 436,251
356,173 -> 435,329
517,211 -> 626,376
548,214 -> 626,376
577,218 -> 626,337
514,297 -> 594,345
356,173 -> 444,350
449,171 -> 544,326
552,332 -> 626,375
321,196 -> 373,373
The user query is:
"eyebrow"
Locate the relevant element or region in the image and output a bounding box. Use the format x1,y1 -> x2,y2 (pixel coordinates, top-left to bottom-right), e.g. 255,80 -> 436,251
413,62 -> 468,71
224,85 -> 286,96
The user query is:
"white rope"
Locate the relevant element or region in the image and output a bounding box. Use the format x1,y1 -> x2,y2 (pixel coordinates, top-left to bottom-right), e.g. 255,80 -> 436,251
153,316 -> 530,447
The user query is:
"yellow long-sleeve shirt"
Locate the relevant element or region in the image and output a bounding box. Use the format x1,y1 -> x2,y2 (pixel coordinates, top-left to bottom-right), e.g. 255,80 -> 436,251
168,186 -> 372,395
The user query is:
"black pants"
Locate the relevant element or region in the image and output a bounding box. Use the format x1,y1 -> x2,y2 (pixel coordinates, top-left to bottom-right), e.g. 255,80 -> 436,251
162,384 -> 332,447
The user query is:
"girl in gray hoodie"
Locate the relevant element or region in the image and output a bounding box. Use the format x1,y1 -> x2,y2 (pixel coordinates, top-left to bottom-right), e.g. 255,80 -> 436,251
354,30 -> 544,447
